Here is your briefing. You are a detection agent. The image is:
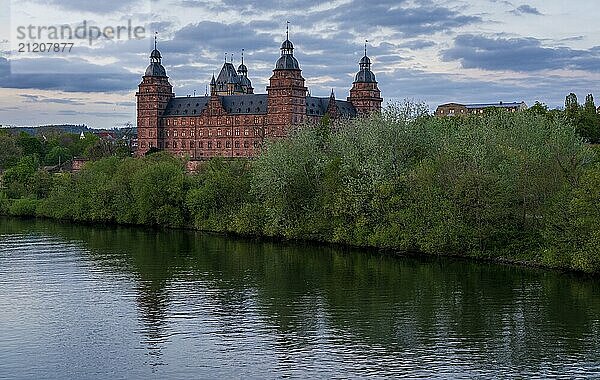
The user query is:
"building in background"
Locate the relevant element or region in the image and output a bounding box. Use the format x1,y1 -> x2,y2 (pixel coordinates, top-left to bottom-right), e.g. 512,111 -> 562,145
435,101 -> 527,116
136,35 -> 383,158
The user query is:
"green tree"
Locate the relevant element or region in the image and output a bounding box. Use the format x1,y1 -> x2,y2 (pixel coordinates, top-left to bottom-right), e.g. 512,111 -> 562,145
0,133 -> 22,170
565,93 -> 579,119
584,94 -> 596,114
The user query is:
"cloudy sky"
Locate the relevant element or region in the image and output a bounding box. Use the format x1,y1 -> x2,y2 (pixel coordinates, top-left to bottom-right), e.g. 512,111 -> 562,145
0,0 -> 599,128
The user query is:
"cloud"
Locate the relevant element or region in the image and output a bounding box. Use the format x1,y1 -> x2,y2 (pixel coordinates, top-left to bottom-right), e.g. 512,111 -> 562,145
510,4 -> 543,15
32,0 -> 142,14
19,94 -> 85,105
0,57 -> 138,92
441,34 -> 600,72
307,1 -> 482,38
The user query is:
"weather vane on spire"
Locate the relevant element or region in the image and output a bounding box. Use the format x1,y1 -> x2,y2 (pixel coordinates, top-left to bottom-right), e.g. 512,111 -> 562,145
286,21 -> 290,40
365,39 -> 368,56
154,31 -> 158,50
241,48 -> 244,64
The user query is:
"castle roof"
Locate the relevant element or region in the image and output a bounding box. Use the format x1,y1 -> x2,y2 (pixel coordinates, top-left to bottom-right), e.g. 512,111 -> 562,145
463,102 -> 525,109
306,96 -> 357,117
162,94 -> 357,117
145,63 -> 167,77
214,61 -> 253,92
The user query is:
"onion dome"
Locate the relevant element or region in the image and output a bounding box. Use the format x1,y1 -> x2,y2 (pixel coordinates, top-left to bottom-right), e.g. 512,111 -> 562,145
237,63 -> 248,75
354,51 -> 376,83
359,55 -> 371,67
275,38 -> 300,70
354,69 -> 376,83
145,48 -> 166,77
281,39 -> 294,51
150,49 -> 162,60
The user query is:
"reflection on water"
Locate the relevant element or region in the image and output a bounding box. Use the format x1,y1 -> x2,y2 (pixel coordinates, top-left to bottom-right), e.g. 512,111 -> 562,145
0,218 -> 599,378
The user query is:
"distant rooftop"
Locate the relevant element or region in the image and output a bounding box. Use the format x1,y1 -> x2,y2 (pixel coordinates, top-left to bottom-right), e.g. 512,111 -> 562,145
464,102 -> 525,109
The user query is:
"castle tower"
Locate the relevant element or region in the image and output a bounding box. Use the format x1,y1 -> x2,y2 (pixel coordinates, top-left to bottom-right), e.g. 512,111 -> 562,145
348,43 -> 382,115
326,88 -> 339,120
136,37 -> 174,155
237,49 -> 254,94
266,26 -> 307,137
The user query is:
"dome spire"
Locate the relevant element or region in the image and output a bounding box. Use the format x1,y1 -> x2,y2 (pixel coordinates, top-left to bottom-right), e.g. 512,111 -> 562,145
145,32 -> 166,76
286,20 -> 289,41
238,48 -> 248,75
364,39 -> 367,57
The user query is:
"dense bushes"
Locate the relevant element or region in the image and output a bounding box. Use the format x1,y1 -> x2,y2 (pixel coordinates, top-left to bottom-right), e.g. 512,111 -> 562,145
1,105 -> 599,273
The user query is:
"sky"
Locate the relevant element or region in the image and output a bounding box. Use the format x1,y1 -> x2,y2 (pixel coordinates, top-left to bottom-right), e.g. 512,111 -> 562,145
0,0 -> 599,128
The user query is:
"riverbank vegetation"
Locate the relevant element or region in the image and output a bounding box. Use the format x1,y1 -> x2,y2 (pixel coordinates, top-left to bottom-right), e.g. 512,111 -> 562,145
1,103 -> 600,273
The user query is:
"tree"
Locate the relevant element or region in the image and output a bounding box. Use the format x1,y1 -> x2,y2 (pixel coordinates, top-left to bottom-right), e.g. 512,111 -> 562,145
584,94 -> 596,114
528,101 -> 548,116
565,93 -> 579,119
0,133 -> 22,170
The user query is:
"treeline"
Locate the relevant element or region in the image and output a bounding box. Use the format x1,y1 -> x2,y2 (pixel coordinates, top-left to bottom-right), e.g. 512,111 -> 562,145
528,93 -> 600,143
1,105 -> 599,273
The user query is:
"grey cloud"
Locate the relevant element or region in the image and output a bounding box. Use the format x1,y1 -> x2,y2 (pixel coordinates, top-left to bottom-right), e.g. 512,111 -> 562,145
33,0 -> 142,13
441,34 -> 600,72
510,4 -> 542,15
399,40 -> 436,50
19,94 -> 85,105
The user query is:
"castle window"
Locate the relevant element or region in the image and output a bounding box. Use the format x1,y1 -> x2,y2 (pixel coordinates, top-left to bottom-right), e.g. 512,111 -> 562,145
174,130 -> 178,137
234,141 -> 240,148
208,130 -> 212,136
182,131 -> 186,137
244,141 -> 249,148
199,141 -> 203,148
226,141 -> 231,148
217,129 -> 222,136
217,141 -> 221,148
254,128 -> 259,136
173,141 -> 177,148
190,141 -> 195,148
244,129 -> 249,136
141,142 -> 146,148
208,141 -> 212,148
226,130 -> 231,136
235,129 -> 240,136
254,141 -> 259,148
247,108 -> 250,112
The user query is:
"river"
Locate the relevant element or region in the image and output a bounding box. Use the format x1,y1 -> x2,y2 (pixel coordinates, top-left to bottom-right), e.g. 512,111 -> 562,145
0,218 -> 599,378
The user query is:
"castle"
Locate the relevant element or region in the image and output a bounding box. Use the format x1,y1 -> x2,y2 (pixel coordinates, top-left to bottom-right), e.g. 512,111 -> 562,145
136,33 -> 382,158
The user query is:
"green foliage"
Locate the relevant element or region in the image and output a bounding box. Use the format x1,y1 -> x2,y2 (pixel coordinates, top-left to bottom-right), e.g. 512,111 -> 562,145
0,133 -> 22,170
8,197 -> 41,217
562,92 -> 600,143
2,103 -> 600,273
186,158 -> 252,231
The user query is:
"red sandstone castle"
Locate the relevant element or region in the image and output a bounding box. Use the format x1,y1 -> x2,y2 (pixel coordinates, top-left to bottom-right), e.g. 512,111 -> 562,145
136,34 -> 382,158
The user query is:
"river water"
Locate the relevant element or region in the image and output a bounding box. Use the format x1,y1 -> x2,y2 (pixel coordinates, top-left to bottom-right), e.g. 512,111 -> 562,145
0,218 -> 599,379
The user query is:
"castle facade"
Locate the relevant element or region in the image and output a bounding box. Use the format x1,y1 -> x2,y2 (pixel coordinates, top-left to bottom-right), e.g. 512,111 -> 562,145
136,35 -> 382,158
